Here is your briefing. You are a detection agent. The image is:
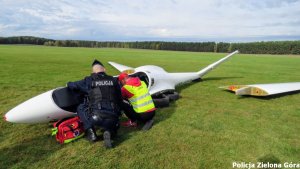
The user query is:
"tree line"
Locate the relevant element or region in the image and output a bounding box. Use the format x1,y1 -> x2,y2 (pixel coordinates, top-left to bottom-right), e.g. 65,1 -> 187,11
1,36 -> 300,54
0,36 -> 53,45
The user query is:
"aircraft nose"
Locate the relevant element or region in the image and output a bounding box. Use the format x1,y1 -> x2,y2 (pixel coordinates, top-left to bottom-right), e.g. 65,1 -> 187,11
5,106 -> 30,123
4,112 -> 14,122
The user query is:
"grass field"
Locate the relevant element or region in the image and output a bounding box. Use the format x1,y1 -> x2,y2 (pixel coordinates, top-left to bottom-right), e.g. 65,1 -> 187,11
0,45 -> 299,169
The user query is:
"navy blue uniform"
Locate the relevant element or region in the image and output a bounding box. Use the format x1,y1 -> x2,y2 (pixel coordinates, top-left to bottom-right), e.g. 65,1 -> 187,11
67,72 -> 122,134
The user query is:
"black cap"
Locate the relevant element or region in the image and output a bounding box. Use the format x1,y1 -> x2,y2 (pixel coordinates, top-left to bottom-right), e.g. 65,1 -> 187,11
92,59 -> 104,67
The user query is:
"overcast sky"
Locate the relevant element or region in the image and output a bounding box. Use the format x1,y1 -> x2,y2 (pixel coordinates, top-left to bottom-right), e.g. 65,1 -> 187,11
0,0 -> 300,42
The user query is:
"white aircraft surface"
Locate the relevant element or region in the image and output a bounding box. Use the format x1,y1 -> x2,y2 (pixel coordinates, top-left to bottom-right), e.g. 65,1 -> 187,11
4,50 -> 239,123
109,50 -> 239,95
220,82 -> 300,96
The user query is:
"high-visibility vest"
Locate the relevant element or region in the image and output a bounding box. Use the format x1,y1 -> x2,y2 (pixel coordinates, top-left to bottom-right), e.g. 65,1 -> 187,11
123,81 -> 155,113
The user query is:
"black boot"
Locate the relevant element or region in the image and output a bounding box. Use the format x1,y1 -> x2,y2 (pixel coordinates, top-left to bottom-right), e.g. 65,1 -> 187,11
103,131 -> 112,148
142,119 -> 154,131
85,128 -> 98,142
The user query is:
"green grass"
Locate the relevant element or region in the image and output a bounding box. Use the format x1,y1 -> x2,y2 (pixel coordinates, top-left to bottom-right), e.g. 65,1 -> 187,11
0,45 -> 299,169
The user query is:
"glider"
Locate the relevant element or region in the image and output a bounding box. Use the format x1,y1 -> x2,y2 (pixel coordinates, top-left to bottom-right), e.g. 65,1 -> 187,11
220,82 -> 300,96
4,50 -> 238,123
109,50 -> 239,96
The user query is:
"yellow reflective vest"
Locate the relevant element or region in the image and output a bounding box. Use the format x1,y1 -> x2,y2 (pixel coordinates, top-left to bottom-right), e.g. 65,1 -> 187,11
123,81 -> 155,113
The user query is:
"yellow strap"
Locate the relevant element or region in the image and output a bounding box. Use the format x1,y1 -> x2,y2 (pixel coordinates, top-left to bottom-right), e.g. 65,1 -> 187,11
63,133 -> 84,144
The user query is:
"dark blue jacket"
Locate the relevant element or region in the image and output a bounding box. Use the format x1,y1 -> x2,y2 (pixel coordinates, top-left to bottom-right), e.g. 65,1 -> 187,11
67,72 -> 123,107
67,75 -> 93,94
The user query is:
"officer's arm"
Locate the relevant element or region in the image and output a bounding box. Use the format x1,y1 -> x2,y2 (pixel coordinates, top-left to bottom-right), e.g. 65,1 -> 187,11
67,77 -> 90,94
113,79 -> 125,103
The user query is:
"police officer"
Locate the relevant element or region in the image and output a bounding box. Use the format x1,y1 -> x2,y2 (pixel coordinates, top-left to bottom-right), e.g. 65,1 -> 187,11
67,59 -> 122,148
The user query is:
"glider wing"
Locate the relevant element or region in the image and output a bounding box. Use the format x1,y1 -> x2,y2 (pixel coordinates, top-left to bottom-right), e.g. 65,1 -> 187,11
221,82 -> 300,96
108,62 -> 134,72
170,50 -> 239,85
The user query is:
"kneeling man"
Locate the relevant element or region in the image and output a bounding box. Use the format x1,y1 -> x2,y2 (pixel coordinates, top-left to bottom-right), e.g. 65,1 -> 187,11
118,73 -> 156,130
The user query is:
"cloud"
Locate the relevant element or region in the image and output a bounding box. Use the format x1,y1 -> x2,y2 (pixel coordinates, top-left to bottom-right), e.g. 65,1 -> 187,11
0,0 -> 300,41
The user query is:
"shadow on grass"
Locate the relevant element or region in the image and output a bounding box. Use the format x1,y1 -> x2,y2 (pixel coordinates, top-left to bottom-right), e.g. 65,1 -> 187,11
0,134 -> 62,169
153,101 -> 177,125
202,76 -> 243,82
114,99 -> 178,146
114,103 -> 177,146
257,154 -> 281,166
177,76 -> 243,93
113,116 -> 140,147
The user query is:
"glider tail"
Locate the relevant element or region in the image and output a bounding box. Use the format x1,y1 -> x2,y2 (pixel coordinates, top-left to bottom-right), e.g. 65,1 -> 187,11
197,50 -> 239,78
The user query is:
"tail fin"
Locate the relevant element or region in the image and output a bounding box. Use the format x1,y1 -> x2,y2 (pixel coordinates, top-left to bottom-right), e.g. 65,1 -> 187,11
197,50 -> 239,77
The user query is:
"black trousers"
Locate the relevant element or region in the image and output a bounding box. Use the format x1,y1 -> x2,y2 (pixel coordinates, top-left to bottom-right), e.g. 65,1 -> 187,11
77,103 -> 119,134
121,101 -> 155,123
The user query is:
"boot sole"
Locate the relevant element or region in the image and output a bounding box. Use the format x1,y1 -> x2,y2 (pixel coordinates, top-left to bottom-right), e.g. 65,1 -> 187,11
85,129 -> 98,142
103,131 -> 112,148
142,119 -> 154,131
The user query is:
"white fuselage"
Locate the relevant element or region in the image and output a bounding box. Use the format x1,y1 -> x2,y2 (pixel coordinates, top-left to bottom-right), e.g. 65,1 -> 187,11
134,65 -> 199,95
4,88 -> 75,123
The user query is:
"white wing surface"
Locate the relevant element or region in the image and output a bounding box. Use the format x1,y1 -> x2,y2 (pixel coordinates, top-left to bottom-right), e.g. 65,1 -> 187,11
170,50 -> 239,85
220,82 -> 300,96
108,62 -> 134,72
